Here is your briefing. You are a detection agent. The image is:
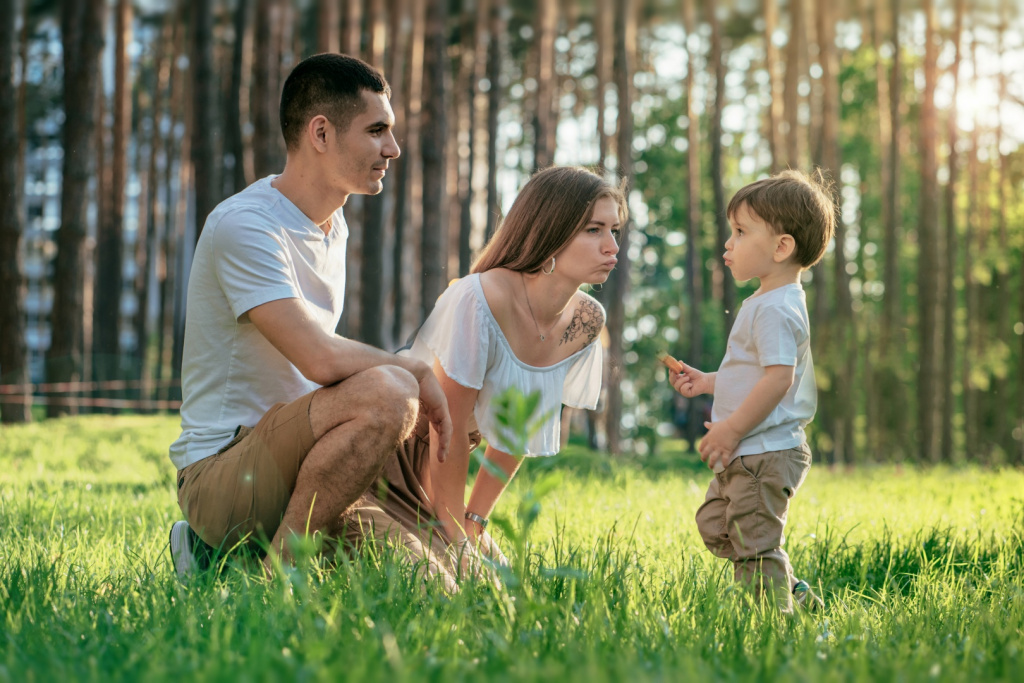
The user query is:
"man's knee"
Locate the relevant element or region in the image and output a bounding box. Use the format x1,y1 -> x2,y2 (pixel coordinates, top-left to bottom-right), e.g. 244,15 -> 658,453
340,365 -> 419,440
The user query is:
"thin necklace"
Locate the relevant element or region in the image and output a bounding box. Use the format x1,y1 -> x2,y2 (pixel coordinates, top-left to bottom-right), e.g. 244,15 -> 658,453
521,272 -> 558,342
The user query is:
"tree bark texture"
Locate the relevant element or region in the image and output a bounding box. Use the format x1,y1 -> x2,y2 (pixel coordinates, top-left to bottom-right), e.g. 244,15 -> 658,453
604,0 -> 634,455
916,0 -> 940,463
0,0 -> 30,422
420,0 -> 449,319
47,0 -> 107,417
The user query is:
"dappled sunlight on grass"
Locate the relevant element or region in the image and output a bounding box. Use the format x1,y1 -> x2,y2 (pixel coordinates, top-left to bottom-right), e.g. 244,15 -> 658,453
2,416 -> 1023,681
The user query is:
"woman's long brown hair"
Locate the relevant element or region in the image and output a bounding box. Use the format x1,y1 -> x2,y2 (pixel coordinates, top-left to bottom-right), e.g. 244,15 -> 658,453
471,166 -> 627,274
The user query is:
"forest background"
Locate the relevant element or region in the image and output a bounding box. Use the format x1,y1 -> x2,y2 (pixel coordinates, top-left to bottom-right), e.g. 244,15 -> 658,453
0,0 -> 1022,468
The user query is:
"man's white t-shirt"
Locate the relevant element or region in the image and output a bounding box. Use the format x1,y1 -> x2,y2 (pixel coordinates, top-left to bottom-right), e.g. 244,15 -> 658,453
168,176 -> 348,471
712,283 -> 816,463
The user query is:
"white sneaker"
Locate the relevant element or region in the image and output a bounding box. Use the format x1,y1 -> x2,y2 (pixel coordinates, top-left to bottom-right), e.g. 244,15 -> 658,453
169,521 -> 202,578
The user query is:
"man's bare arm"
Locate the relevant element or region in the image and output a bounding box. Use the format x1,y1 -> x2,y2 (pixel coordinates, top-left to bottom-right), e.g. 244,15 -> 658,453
247,297 -> 452,460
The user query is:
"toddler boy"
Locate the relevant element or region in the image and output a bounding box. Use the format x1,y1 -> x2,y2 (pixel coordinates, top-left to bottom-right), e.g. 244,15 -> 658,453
668,169 -> 835,612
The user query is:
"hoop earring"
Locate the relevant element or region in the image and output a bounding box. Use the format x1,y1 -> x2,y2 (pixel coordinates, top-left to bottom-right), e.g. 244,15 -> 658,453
543,257 -> 556,275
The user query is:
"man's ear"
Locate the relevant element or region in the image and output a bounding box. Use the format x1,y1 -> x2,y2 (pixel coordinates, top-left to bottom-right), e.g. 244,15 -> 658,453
775,234 -> 797,262
308,115 -> 330,152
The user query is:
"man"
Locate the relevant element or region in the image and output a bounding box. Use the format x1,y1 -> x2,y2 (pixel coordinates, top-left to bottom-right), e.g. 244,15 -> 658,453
168,53 -> 452,577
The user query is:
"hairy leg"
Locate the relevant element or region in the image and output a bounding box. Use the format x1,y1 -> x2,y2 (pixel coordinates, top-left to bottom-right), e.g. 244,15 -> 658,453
265,365 -> 419,566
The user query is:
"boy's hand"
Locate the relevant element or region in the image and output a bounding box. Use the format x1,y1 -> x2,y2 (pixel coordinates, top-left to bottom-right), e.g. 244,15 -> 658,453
668,360 -> 714,398
698,419 -> 743,472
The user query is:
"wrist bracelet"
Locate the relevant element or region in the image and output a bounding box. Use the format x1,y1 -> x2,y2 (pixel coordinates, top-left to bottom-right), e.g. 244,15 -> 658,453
464,511 -> 488,529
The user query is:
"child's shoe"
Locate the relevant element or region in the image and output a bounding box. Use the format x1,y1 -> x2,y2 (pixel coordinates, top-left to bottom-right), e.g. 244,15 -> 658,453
792,580 -> 824,611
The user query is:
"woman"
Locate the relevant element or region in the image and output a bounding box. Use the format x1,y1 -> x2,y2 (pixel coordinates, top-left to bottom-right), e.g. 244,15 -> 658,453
345,166 -> 626,589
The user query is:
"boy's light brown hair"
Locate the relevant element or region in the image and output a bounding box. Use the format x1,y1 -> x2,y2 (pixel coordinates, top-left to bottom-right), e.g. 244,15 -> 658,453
727,169 -> 836,268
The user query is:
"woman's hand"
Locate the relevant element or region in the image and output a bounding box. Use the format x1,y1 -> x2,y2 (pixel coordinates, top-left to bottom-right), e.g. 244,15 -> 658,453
475,529 -> 510,567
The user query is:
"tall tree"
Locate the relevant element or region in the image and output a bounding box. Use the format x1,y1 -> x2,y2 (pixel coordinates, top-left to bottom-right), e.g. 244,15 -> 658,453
135,16 -> 173,408
226,0 -> 253,194
940,0 -> 965,463
707,0 -> 734,334
594,0 -> 612,171
393,0 -> 425,344
420,0 -> 449,317
783,0 -> 807,168
817,0 -> 854,463
604,0 -> 635,455
682,0 -> 703,446
191,0 -> 218,244
360,0 -> 388,347
993,0 -> 1012,459
533,0 -> 557,170
317,0 -> 340,53
0,0 -> 29,422
47,0 -> 107,417
484,0 -> 505,241
867,0 -> 894,456
456,0 -> 488,277
880,0 -> 907,460
763,0 -> 783,173
94,0 -> 133,395
963,33 -> 981,458
252,0 -> 283,178
916,0 -> 940,463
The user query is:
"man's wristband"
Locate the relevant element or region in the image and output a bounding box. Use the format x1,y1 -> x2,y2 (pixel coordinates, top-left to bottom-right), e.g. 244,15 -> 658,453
465,511 -> 488,529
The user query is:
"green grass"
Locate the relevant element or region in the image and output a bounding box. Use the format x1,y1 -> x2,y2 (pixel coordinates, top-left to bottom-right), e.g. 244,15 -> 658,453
2,416 -> 1023,682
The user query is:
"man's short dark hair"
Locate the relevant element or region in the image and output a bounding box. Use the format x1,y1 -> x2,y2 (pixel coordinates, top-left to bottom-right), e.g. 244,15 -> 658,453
279,53 -> 391,150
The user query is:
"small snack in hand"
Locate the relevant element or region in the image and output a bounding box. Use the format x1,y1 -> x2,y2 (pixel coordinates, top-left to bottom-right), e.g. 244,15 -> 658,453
657,351 -> 683,374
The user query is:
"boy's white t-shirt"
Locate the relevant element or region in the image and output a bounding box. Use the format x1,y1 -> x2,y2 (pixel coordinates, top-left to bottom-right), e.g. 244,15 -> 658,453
402,274 -> 604,457
168,176 -> 348,471
712,283 -> 816,463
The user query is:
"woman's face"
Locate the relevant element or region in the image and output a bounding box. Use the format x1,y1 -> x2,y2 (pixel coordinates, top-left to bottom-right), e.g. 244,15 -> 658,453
553,196 -> 622,284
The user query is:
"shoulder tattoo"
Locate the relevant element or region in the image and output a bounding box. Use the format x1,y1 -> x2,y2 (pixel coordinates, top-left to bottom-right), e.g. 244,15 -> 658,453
560,297 -> 603,346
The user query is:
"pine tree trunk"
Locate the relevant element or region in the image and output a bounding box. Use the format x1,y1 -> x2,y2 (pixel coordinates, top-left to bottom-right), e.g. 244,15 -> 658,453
916,0 -> 940,463
420,0 -> 449,318
94,0 -> 132,402
817,0 -> 855,464
940,0 -> 964,463
533,0 -> 557,170
764,0 -> 783,173
604,0 -> 634,455
0,0 -> 29,422
191,0 -> 218,245
680,0 -> 704,448
707,0 -> 734,335
47,0 -> 107,417
317,0 -> 340,53
867,0 -> 893,458
360,1 -> 388,347
393,0 -> 424,345
226,0 -> 252,194
135,16 -> 174,408
783,0 -> 806,169
963,35 -> 980,460
993,0 -> 1011,459
484,0 -> 505,242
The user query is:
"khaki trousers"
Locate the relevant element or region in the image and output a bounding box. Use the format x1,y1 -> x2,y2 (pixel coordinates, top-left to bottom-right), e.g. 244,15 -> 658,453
695,445 -> 812,611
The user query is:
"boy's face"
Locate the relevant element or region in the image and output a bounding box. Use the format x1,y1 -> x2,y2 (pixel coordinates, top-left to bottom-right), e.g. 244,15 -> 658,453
723,202 -> 788,283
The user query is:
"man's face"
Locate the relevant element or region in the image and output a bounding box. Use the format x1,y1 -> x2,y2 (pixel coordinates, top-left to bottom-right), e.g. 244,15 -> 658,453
326,90 -> 400,199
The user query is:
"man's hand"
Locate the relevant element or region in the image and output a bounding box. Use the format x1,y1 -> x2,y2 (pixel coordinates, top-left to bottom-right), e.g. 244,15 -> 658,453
698,419 -> 743,472
669,361 -> 715,398
416,370 -> 452,463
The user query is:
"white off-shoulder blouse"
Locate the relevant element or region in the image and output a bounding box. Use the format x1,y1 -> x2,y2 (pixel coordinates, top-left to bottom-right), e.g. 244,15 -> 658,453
402,273 -> 604,457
